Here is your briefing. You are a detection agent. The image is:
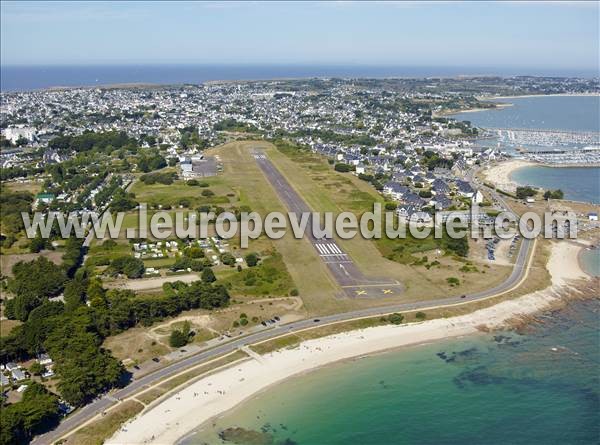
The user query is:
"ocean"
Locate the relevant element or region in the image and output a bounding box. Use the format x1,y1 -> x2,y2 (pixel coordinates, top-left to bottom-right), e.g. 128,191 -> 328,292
183,299 -> 600,445
454,95 -> 600,133
510,166 -> 600,204
452,95 -> 600,203
176,94 -> 600,445
580,248 -> 600,277
1,65 -> 597,92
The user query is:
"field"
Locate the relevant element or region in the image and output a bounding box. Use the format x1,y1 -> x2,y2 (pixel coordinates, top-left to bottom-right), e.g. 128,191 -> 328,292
262,141 -> 512,303
208,141 -> 341,313
0,249 -> 64,277
129,176 -> 233,210
62,400 -> 144,445
2,179 -> 42,195
103,296 -> 305,366
92,139 -> 512,316
217,252 -> 295,297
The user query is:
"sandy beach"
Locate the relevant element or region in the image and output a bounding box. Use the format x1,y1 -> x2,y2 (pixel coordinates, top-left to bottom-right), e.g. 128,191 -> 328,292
482,159 -> 535,193
106,241 -> 591,445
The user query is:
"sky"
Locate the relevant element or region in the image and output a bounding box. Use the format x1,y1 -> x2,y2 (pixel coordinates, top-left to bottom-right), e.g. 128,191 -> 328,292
1,1 -> 599,73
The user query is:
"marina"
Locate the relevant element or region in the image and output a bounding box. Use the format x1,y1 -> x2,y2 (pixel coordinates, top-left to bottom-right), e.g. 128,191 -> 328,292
482,127 -> 600,149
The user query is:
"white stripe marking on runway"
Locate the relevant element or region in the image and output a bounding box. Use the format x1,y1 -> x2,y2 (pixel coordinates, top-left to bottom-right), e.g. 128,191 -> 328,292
329,244 -> 342,254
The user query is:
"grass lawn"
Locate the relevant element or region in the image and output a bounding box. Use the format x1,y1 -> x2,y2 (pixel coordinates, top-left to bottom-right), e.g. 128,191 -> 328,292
0,250 -> 64,277
263,141 -> 512,304
3,180 -> 42,195
0,318 -> 22,337
129,177 -> 234,209
103,325 -> 171,365
85,239 -> 132,268
219,252 -> 295,297
143,257 -> 175,269
209,141 -> 338,313
103,297 -> 305,365
62,400 -> 144,445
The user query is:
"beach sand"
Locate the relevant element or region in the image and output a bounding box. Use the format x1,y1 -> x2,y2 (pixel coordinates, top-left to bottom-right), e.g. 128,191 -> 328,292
106,241 -> 591,445
482,159 -> 535,193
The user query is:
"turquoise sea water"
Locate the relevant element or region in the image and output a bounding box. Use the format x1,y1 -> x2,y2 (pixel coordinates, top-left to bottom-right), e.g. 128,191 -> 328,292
183,299 -> 600,445
580,249 -> 600,277
510,166 -> 600,204
452,95 -> 600,203
175,95 -> 600,445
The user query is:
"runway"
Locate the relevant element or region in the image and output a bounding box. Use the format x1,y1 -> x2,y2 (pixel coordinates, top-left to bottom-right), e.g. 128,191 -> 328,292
252,149 -> 403,298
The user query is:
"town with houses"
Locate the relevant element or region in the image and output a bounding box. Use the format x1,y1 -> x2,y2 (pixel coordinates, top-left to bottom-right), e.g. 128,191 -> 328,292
4,76 -> 597,223
0,75 -> 598,445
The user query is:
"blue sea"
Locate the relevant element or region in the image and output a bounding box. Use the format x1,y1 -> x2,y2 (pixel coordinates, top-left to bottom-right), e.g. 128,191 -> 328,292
452,95 -> 600,203
455,95 -> 600,133
176,94 -> 600,445
182,299 -> 600,445
510,166 -> 600,204
580,249 -> 600,277
1,65 -> 597,92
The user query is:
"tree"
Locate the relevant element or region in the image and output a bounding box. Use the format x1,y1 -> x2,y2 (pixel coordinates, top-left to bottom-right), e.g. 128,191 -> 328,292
44,311 -> 124,406
446,277 -> 460,286
29,362 -> 45,376
109,189 -> 138,212
109,256 -> 145,278
185,247 -> 204,259
220,253 -> 236,266
0,382 -> 60,445
6,257 -> 67,321
181,320 -> 191,338
201,268 -> 216,283
544,189 -> 564,200
334,163 -> 352,173
388,313 -> 404,324
169,329 -> 188,348
244,252 -> 259,267
64,276 -> 88,311
516,186 -> 536,200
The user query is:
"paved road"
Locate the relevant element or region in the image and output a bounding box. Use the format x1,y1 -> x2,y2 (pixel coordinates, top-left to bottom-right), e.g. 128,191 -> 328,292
252,150 -> 403,298
33,159 -> 534,445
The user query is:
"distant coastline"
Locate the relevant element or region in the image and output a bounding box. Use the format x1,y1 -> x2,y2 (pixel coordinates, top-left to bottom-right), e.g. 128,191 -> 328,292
2,64 -> 600,93
484,93 -> 600,100
449,93 -> 600,116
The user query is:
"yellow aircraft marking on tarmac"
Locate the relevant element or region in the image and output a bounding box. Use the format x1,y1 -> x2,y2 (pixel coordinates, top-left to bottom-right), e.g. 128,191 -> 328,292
341,282 -> 400,288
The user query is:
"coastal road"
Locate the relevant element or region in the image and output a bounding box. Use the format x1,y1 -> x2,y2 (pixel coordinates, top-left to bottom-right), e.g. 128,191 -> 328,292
34,239 -> 533,445
252,149 -> 403,298
34,233 -> 532,445
33,160 -> 534,445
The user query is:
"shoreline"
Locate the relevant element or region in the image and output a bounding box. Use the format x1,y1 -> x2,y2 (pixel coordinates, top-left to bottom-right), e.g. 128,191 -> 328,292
578,244 -> 600,278
483,93 -> 600,100
481,159 -> 535,192
446,93 -> 599,116
106,242 -> 593,445
482,159 -> 600,195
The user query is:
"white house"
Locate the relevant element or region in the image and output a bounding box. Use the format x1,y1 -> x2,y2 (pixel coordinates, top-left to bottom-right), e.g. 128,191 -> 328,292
471,190 -> 484,205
